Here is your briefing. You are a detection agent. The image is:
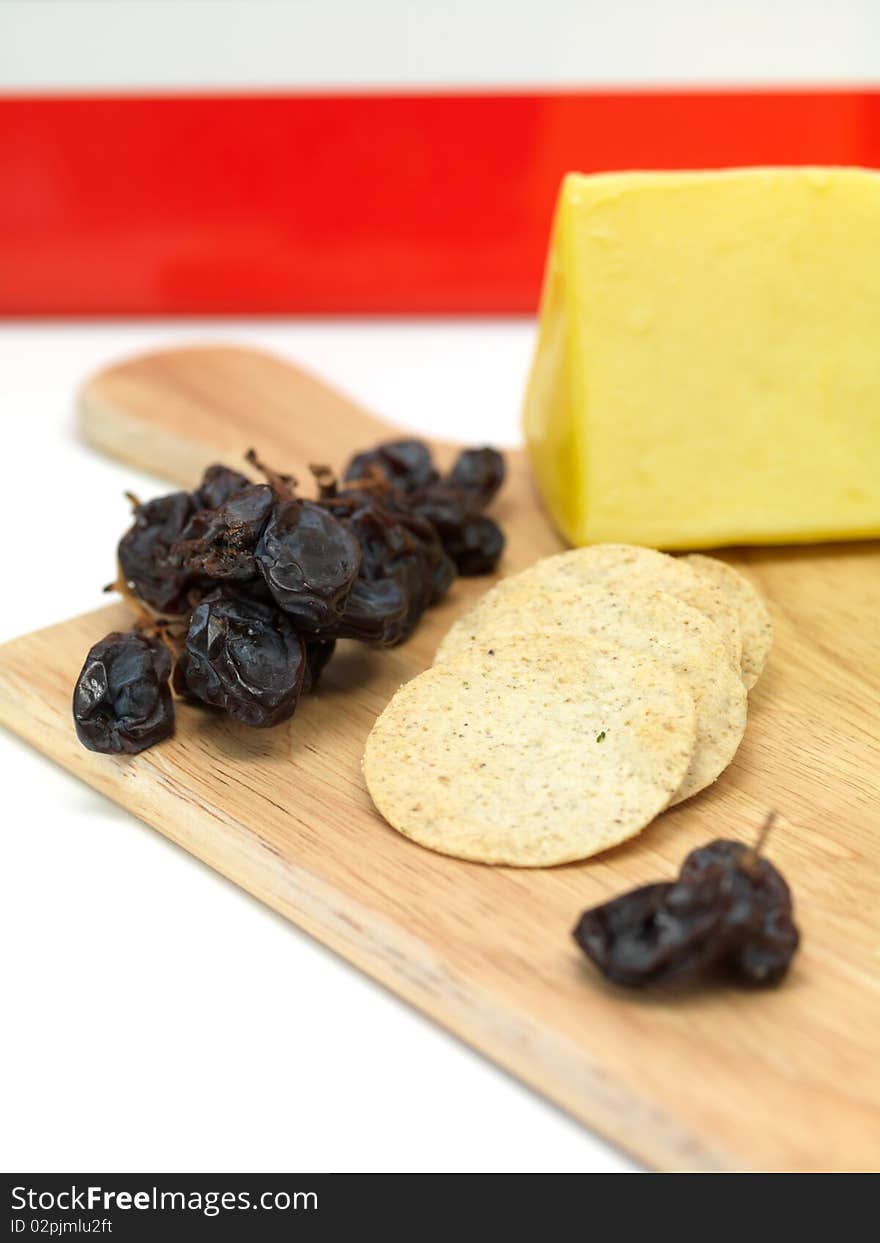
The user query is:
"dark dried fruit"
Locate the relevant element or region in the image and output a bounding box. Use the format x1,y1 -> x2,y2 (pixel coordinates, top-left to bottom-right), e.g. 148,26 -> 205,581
322,489 -> 437,645
574,880 -> 727,987
386,504 -> 457,604
81,437 -> 505,754
175,590 -> 306,728
117,491 -> 197,614
169,484 -> 274,581
449,447 -> 506,508
410,488 -> 505,575
255,499 -> 361,629
73,632 -> 174,754
343,439 -> 505,576
344,439 -> 438,493
573,818 -> 799,989
193,463 -> 252,510
330,576 -> 410,646
678,839 -> 800,984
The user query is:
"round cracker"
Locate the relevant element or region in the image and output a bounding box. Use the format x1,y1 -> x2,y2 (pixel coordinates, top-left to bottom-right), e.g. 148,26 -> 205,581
682,554 -> 772,689
364,638 -> 696,867
501,544 -> 743,673
436,584 -> 747,804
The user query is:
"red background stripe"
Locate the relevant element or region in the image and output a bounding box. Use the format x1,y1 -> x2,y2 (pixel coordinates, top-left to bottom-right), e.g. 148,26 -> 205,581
2,91 -> 880,315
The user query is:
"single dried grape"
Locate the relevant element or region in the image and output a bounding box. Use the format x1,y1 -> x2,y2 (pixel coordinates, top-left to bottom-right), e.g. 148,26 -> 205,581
448,447 -> 505,507
445,511 -> 504,576
346,498 -> 432,622
679,840 -> 800,984
255,499 -> 361,630
117,491 -> 198,614
385,503 -> 456,604
344,439 -> 438,493
573,828 -> 800,989
410,487 -> 505,575
574,881 -> 728,987
168,484 -> 274,580
175,589 -> 307,728
330,576 -> 410,646
324,490 -> 405,573
193,463 -> 252,510
73,631 -> 174,754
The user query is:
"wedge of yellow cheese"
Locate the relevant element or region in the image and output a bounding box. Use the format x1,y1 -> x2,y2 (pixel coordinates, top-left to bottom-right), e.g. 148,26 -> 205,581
523,168 -> 880,548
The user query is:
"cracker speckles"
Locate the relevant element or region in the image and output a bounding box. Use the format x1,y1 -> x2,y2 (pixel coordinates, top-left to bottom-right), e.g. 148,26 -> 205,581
502,544 -> 744,671
364,639 -> 696,867
436,584 -> 747,804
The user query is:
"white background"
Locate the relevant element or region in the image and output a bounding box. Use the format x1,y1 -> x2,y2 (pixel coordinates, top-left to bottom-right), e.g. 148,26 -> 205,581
2,0 -> 877,1177
2,0 -> 879,88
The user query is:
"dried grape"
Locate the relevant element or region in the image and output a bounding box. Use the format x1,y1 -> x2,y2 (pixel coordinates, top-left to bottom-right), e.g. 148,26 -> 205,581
169,484 -> 273,581
117,491 -> 197,614
345,438 -> 505,576
449,446 -> 505,507
193,463 -> 252,510
176,589 -> 306,728
330,577 -> 410,646
73,632 -> 174,754
344,439 -> 438,493
410,488 -> 504,575
322,489 -> 439,645
255,499 -> 361,629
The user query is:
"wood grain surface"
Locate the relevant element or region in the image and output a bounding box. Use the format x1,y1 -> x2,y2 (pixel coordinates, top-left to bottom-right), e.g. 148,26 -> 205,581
1,345 -> 878,1172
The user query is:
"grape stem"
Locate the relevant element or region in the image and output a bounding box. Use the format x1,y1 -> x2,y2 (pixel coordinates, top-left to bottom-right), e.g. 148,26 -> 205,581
743,809 -> 778,876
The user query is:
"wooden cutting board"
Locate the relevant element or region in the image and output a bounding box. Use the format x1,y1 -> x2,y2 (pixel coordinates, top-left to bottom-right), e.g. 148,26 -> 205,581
1,345 -> 878,1172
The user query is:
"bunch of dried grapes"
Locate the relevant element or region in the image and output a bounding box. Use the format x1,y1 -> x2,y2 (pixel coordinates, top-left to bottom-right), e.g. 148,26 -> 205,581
73,440 -> 506,754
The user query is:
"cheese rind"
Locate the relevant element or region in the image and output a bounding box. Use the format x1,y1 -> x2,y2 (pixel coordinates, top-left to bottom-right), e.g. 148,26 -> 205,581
523,168 -> 880,548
